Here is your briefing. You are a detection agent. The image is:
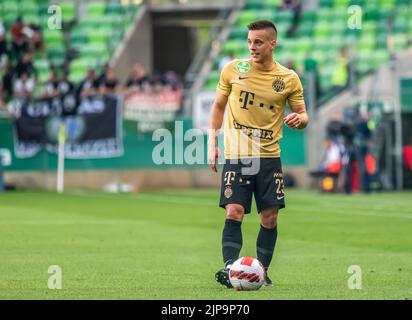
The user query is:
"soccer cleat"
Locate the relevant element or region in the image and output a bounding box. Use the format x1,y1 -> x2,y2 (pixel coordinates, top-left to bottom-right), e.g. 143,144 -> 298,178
215,268 -> 233,288
263,273 -> 273,286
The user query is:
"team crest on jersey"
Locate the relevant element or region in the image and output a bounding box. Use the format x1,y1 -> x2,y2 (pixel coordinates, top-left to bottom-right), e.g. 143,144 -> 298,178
224,187 -> 233,199
236,61 -> 251,73
272,78 -> 285,92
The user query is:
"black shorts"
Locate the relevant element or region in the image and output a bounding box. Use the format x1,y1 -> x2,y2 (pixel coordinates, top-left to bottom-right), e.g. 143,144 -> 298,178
219,158 -> 285,214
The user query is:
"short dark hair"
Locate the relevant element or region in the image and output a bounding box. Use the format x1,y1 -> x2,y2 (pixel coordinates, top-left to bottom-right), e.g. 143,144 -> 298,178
247,20 -> 277,39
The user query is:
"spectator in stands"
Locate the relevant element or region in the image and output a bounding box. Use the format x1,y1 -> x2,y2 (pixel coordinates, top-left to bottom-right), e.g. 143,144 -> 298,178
150,70 -> 168,92
125,63 -> 151,92
219,51 -> 235,70
331,48 -> 350,95
43,69 -> 60,98
97,63 -> 110,87
23,23 -> 44,54
355,111 -> 372,193
320,138 -> 343,175
1,62 -> 14,103
15,52 -> 37,79
278,0 -> 302,37
99,67 -> 121,95
163,70 -> 181,91
78,68 -> 99,97
304,55 -> 321,105
11,17 -> 27,59
13,72 -> 34,99
58,71 -> 75,95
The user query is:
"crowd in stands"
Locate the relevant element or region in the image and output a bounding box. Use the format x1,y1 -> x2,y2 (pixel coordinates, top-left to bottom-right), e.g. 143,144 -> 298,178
0,16 -> 182,112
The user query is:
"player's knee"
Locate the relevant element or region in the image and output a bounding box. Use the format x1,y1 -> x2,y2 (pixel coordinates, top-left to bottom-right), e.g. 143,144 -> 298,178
260,207 -> 278,228
225,204 -> 244,222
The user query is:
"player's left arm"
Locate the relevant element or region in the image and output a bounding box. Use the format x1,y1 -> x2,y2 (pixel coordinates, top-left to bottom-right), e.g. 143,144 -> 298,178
284,104 -> 308,129
284,72 -> 309,129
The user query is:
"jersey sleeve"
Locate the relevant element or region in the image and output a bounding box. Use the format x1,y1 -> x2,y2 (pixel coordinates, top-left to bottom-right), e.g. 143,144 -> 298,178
287,72 -> 305,107
216,61 -> 233,97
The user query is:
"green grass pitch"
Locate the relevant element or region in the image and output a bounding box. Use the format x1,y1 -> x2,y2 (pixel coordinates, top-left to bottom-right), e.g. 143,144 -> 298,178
0,189 -> 411,299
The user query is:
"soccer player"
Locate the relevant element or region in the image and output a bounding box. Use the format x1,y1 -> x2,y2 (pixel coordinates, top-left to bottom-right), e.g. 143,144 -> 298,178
208,20 -> 308,287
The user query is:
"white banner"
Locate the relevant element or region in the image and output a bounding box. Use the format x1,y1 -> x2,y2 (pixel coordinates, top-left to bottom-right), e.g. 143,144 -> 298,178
124,89 -> 182,132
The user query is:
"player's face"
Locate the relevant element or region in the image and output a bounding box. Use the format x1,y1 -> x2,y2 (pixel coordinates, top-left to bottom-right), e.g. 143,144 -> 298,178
247,29 -> 276,63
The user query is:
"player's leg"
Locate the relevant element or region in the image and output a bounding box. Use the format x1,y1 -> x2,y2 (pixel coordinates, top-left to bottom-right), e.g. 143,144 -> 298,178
215,204 -> 245,288
257,206 -> 279,286
216,161 -> 254,288
222,204 -> 245,269
254,158 -> 285,286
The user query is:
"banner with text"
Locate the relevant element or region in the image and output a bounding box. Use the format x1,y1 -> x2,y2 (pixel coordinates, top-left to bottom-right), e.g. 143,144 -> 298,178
124,89 -> 182,132
11,95 -> 123,159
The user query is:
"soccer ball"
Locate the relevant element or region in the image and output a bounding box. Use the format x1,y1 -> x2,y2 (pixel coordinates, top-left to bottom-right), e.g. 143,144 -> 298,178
229,257 -> 265,291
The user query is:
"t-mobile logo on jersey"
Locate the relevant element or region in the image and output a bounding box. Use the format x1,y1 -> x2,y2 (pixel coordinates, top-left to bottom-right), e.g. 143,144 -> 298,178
239,90 -> 255,110
224,171 -> 236,186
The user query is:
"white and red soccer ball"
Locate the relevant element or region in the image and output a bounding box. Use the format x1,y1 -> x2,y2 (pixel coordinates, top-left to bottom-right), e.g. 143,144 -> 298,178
229,257 -> 265,291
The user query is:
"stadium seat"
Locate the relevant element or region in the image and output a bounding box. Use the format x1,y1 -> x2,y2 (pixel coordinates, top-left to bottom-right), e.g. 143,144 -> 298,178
59,2 -> 76,23
245,0 -> 264,10
86,2 -> 106,17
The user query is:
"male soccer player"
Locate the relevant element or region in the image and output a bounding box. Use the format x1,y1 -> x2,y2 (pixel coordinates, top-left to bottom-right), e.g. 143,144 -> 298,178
208,20 -> 308,288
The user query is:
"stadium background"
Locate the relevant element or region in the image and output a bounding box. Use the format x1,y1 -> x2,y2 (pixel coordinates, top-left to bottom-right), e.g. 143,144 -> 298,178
0,0 -> 411,300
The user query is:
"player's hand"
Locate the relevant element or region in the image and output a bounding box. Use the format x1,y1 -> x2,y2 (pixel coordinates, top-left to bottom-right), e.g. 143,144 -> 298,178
208,143 -> 221,173
284,113 -> 302,129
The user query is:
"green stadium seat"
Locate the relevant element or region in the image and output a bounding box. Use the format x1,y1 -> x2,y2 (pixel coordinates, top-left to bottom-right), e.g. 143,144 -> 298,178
394,16 -> 408,33
20,1 -> 38,16
60,2 -> 76,23
314,22 -> 332,38
79,43 -> 107,60
48,47 -> 66,66
379,0 -> 396,9
302,10 -> 317,24
105,3 -> 125,15
86,2 -> 106,17
393,34 -> 408,52
43,29 -> 64,47
371,50 -> 389,68
221,40 -> 246,55
69,58 -> 97,83
3,1 -> 19,16
296,37 -> 313,53
88,29 -> 110,45
356,36 -> 376,51
245,0 -> 264,10
316,8 -> 335,22
262,0 -> 281,7
274,10 -> 293,24
230,26 -> 248,40
319,0 -> 333,8
22,14 -> 40,25
237,10 -> 272,27
333,0 -> 350,8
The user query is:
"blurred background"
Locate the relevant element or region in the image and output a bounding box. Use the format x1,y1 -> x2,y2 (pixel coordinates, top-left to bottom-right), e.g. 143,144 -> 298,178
0,0 -> 411,193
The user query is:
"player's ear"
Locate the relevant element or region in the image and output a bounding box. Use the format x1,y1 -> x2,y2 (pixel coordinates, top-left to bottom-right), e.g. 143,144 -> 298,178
271,39 -> 276,49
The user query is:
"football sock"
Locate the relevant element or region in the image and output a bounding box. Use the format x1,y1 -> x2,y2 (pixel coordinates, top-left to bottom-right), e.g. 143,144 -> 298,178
256,224 -> 278,271
222,219 -> 242,269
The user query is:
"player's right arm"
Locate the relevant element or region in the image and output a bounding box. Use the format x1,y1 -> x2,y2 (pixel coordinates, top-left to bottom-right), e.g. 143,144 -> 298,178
208,91 -> 228,173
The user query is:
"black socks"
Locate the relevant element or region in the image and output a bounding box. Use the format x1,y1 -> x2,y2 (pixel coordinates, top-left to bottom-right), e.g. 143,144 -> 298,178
222,219 -> 242,268
256,224 -> 278,271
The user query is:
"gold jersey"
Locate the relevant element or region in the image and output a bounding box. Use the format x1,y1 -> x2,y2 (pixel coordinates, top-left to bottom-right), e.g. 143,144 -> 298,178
217,58 -> 305,159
